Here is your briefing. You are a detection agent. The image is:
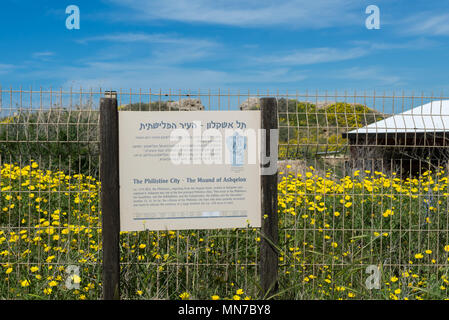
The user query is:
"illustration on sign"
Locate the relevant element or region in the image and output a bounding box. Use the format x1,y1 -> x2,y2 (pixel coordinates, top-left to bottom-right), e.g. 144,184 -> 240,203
226,132 -> 247,167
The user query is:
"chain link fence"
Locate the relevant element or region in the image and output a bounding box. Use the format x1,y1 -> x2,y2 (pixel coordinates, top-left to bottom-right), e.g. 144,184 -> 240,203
1,88 -> 449,299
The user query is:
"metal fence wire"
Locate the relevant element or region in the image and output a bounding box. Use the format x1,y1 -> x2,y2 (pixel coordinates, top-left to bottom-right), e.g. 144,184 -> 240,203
1,88 -> 449,300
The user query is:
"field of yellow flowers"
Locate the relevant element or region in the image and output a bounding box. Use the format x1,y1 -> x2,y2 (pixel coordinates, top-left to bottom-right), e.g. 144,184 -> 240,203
1,162 -> 449,300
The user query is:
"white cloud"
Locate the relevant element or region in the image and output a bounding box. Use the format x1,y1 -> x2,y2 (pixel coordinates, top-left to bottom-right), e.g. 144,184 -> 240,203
32,52 -> 55,58
0,64 -> 16,75
76,32 -> 219,65
399,12 -> 449,36
330,66 -> 404,86
31,52 -> 55,62
253,38 -> 438,67
105,0 -> 362,28
350,38 -> 439,50
256,47 -> 368,66
58,62 -> 307,89
77,32 -> 216,48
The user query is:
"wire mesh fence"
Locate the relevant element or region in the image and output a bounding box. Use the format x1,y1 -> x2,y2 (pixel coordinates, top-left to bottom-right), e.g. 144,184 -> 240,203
1,88 -> 449,300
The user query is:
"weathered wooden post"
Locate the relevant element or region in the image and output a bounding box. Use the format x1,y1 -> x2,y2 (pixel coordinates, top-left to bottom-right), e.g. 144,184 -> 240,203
100,91 -> 121,300
260,97 -> 279,298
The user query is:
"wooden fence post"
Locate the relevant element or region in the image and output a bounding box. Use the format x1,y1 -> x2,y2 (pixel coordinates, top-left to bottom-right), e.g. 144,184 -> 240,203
260,97 -> 279,298
100,93 -> 121,300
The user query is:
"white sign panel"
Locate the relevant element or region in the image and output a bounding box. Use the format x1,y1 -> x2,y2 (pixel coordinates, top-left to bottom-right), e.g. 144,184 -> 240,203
119,111 -> 261,231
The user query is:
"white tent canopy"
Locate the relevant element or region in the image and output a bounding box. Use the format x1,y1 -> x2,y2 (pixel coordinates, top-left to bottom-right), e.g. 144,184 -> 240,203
348,100 -> 449,134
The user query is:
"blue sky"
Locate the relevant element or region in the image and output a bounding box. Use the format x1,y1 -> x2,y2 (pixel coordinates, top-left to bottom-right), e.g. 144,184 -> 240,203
1,0 -> 449,94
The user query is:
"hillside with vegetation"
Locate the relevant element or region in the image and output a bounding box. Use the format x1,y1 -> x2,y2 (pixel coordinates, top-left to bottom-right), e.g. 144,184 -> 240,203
0,107 -> 99,175
277,99 -> 385,160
